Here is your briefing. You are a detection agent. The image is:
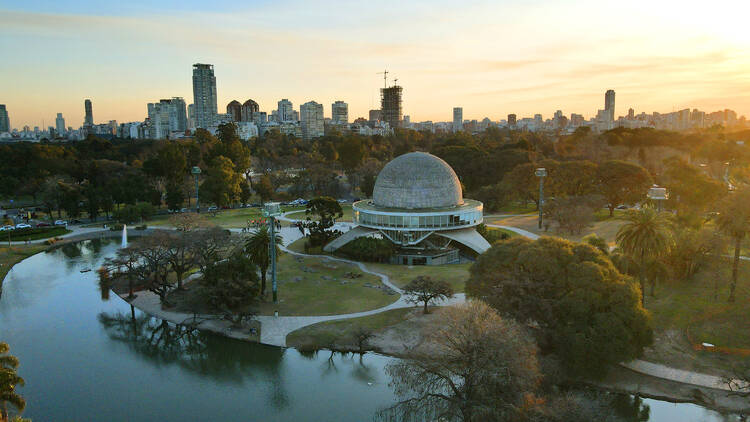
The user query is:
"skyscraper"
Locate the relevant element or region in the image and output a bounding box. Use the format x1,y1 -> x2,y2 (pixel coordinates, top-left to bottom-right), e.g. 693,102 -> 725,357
453,107 -> 463,132
226,100 -> 242,122
0,105 -> 9,133
605,89 -> 615,122
55,113 -> 66,136
84,99 -> 93,127
277,99 -> 294,122
380,84 -> 403,129
331,101 -> 348,126
300,101 -> 324,140
192,63 -> 218,129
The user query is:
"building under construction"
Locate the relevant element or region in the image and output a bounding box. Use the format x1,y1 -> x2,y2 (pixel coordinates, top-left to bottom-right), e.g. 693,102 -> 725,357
380,84 -> 403,130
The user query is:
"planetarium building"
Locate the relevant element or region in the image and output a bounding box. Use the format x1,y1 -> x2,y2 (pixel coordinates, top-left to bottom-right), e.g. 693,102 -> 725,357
324,152 -> 491,265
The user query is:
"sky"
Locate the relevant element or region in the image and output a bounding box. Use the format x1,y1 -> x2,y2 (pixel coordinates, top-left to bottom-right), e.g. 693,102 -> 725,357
1,0 -> 750,129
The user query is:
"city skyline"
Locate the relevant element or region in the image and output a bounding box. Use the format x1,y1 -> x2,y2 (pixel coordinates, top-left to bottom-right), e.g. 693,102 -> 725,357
2,0 -> 750,128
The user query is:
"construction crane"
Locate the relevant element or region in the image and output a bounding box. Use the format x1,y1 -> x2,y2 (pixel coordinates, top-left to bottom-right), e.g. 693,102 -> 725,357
376,69 -> 389,88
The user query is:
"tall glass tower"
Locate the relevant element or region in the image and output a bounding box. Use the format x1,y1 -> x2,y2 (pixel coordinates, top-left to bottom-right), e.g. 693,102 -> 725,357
192,64 -> 218,129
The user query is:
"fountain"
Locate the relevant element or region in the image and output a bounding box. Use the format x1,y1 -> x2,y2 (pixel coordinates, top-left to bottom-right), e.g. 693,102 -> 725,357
121,224 -> 128,248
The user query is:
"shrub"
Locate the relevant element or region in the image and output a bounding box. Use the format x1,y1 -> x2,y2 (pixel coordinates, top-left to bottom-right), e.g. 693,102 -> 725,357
338,237 -> 394,262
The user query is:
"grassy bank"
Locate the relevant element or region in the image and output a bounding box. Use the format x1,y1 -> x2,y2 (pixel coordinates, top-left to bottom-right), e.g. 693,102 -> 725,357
3,226 -> 71,241
286,308 -> 415,351
169,250 -> 399,317
0,244 -> 48,282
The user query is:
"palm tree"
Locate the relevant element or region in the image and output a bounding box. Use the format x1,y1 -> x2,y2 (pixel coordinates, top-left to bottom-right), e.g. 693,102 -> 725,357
0,342 -> 25,422
715,189 -> 750,302
616,207 -> 672,306
244,225 -> 283,297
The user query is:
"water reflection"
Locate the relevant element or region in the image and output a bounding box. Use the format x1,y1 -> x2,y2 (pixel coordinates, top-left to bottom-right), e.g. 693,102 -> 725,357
610,394 -> 650,422
98,307 -> 290,409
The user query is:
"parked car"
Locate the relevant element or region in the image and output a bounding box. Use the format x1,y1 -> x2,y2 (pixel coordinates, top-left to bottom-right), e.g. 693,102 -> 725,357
207,206 -> 218,212
54,220 -> 68,226
0,225 -> 13,231
180,208 -> 188,213
36,222 -> 52,227
15,223 -> 31,229
71,219 -> 83,224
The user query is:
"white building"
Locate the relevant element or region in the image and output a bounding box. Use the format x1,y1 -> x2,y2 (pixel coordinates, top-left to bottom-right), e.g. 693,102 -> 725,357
147,98 -> 187,139
55,113 -> 66,136
300,101 -> 324,140
453,107 -> 463,132
332,100 -> 348,126
237,122 -> 259,140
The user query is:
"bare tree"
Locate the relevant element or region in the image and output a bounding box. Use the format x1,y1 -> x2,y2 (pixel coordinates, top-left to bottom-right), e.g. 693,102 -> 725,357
403,276 -> 454,314
380,301 -> 541,421
189,226 -> 231,273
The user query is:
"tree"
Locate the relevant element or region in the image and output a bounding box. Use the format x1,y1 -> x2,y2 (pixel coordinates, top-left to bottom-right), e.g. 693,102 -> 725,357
165,181 -> 185,210
381,301 -> 541,421
201,156 -> 243,207
304,196 -> 343,247
189,226 -> 231,273
161,232 -> 196,290
582,233 -> 608,255
597,160 -> 652,217
662,157 -> 725,224
466,237 -> 652,377
104,245 -> 142,299
0,342 -> 25,422
244,225 -> 283,296
133,236 -> 172,305
616,207 -> 673,304
253,174 -> 274,204
543,195 -> 603,235
200,251 -> 259,325
402,276 -> 454,314
715,189 -> 750,302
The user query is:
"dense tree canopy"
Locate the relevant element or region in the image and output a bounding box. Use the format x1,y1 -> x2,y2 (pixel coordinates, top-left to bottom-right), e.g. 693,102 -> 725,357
466,237 -> 652,377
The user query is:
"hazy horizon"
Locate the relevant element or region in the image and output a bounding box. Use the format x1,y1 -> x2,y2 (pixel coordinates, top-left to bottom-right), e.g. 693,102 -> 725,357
2,0 -> 749,128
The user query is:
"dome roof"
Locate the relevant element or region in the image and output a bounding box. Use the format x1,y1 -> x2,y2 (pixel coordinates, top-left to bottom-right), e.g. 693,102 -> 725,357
373,152 -> 463,209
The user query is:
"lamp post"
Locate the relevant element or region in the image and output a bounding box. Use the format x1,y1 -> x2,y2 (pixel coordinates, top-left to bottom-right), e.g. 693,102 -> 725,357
191,166 -> 201,213
263,202 -> 282,304
535,168 -> 547,230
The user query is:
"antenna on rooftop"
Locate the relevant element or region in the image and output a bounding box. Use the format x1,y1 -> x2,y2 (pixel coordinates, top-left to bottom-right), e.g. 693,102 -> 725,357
393,78 -> 398,87
376,69 -> 389,89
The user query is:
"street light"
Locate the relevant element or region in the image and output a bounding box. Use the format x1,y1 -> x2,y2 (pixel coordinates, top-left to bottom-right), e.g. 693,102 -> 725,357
535,168 -> 547,230
263,202 -> 282,304
191,166 -> 201,213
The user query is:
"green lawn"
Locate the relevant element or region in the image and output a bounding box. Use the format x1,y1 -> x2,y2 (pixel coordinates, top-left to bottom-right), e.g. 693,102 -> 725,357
646,260 -> 750,350
1,244 -> 48,284
255,252 -> 399,316
4,226 -> 71,241
363,261 -> 471,293
286,308 -> 414,351
169,250 -> 399,317
487,211 -> 626,246
486,201 -> 537,215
